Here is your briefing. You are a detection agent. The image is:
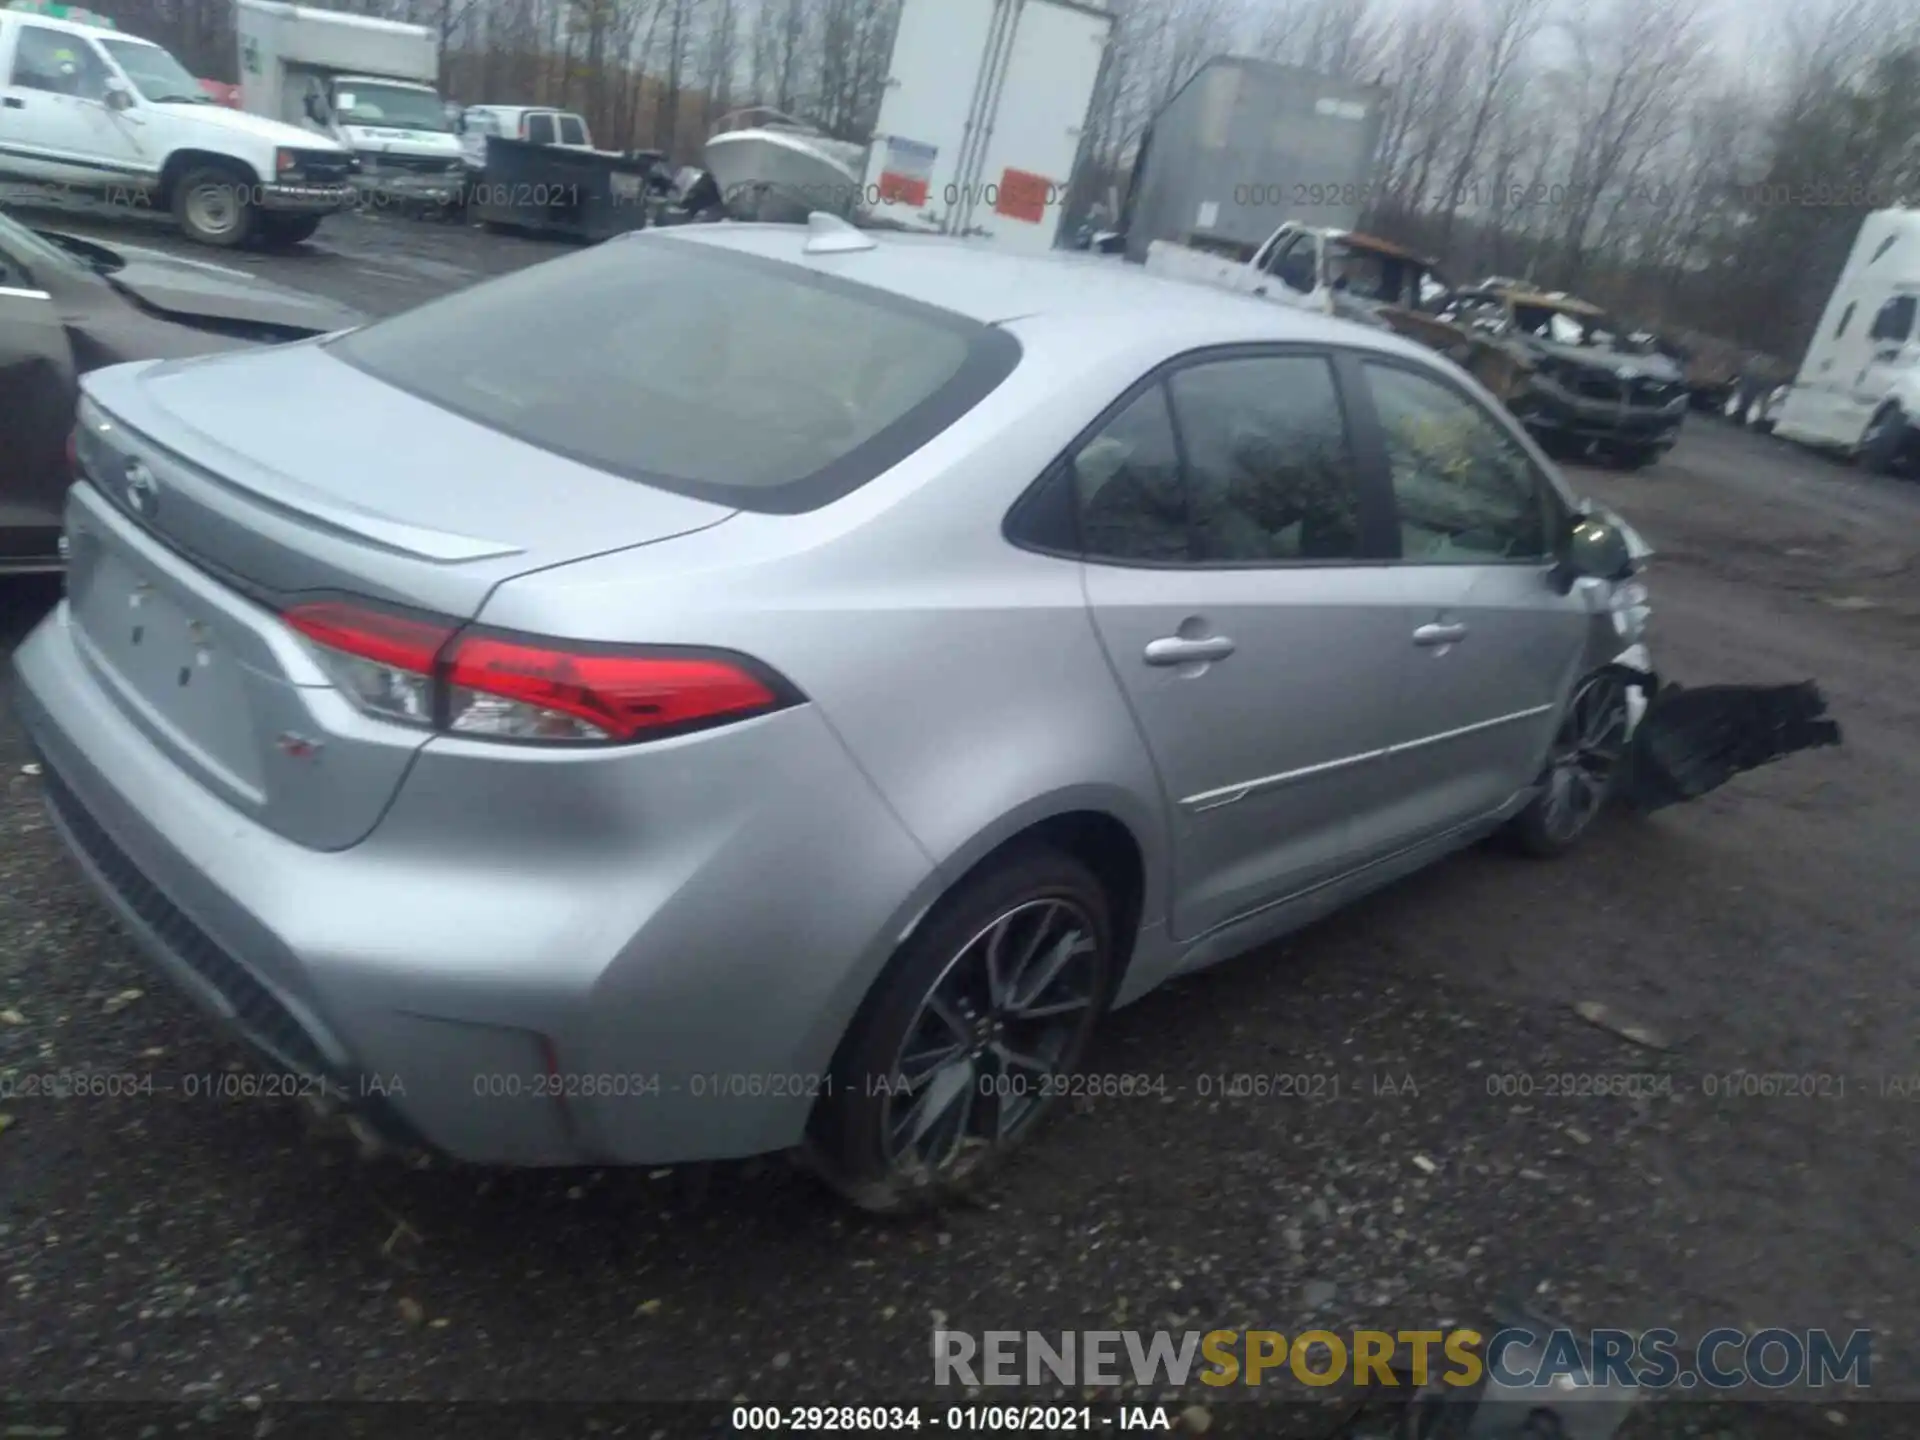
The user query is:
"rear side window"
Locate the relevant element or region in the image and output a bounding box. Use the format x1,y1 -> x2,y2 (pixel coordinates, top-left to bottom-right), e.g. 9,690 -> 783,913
557,114 -> 587,145
329,236 -> 1020,513
1074,386 -> 1188,563
1167,355 -> 1361,561
524,112 -> 556,144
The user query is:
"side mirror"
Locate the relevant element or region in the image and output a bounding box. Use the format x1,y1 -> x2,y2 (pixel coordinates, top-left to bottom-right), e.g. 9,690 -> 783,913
1562,515 -> 1632,586
104,82 -> 133,111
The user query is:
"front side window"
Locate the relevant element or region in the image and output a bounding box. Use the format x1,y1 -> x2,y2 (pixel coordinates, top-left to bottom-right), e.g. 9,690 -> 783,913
11,25 -> 112,101
1364,361 -> 1551,563
329,236 -> 1018,513
525,112 -> 556,145
1167,355 -> 1362,561
1073,386 -> 1189,564
1270,237 -> 1318,294
1870,295 -> 1916,343
557,114 -> 587,145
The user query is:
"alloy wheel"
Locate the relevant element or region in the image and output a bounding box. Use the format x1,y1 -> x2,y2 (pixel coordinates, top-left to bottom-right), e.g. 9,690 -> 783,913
881,898 -> 1101,1177
1539,673 -> 1629,844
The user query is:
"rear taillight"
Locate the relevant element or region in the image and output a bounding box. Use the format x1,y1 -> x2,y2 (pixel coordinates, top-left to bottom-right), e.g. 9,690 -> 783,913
283,598 -> 794,745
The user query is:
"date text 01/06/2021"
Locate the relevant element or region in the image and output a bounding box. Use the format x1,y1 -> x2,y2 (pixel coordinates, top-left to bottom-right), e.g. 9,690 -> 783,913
0,1069 -> 405,1101
730,1404 -> 1173,1431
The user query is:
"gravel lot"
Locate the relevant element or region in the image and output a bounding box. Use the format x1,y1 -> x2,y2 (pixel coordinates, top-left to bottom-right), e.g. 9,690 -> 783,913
1,207 -> 1916,1434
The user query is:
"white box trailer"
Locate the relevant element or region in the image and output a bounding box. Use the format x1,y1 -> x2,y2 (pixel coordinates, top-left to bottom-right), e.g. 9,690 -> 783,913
861,0 -> 1113,255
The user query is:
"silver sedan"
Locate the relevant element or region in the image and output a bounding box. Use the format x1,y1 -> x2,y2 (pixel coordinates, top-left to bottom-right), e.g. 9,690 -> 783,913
12,218 -> 1655,1211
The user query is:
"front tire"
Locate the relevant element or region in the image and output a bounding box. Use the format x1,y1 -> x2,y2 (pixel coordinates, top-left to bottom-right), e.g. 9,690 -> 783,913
806,846 -> 1115,1214
172,164 -> 257,248
1505,670 -> 1632,857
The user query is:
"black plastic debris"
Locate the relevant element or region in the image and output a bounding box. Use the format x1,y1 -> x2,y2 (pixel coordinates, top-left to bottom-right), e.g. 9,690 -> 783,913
1623,681 -> 1842,814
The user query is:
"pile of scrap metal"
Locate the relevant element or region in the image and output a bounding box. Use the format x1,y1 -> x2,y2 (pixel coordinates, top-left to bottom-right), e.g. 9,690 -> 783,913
1645,326 -> 1795,414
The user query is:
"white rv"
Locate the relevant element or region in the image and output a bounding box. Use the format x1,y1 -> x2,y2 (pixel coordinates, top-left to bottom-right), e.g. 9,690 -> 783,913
235,0 -> 465,208
1771,209 -> 1920,473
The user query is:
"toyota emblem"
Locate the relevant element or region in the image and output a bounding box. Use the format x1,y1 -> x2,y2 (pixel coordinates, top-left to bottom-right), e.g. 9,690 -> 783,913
123,460 -> 158,520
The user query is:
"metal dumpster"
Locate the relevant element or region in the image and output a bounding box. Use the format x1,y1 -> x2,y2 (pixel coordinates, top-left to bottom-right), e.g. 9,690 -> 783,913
468,137 -> 662,243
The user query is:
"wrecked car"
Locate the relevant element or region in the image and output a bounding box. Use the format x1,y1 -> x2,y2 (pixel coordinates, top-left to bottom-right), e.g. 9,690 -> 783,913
1429,286 -> 1689,468
0,210 -> 365,574
18,219 -> 1674,1213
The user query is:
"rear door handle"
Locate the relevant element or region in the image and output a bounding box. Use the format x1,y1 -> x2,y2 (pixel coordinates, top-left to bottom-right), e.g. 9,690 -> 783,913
1145,635 -> 1236,666
1413,623 -> 1468,647
2,97 -> 24,109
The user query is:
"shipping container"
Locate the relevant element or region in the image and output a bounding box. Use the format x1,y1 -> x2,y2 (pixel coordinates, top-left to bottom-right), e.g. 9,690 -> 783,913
1119,56 -> 1388,265
861,0 -> 1114,255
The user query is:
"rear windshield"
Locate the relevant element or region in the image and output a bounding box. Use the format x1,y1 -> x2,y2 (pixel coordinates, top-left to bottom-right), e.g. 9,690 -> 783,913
328,236 -> 1019,513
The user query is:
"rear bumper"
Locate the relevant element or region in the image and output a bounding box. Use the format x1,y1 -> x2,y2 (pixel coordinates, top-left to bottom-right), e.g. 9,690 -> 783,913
12,603 -> 933,1166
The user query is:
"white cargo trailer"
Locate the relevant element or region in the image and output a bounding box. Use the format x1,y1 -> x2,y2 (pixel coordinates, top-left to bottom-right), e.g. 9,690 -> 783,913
862,0 -> 1113,255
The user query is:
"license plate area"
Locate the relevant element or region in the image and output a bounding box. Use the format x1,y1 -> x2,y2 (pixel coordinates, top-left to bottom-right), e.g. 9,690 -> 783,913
70,539 -> 266,798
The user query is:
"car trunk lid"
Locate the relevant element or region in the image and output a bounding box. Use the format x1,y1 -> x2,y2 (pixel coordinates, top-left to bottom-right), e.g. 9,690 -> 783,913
66,348 -> 735,850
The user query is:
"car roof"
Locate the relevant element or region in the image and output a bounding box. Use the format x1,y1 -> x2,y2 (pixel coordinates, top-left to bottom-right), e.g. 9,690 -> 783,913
640,225 -> 1446,363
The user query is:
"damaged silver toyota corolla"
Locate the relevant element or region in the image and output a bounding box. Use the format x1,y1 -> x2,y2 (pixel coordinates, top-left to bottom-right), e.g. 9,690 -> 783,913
16,218 -> 1700,1211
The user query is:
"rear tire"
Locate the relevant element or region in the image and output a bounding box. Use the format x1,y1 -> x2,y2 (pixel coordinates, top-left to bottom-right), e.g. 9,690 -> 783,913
257,214 -> 321,249
172,164 -> 257,248
1504,670 -> 1632,858
805,846 -> 1115,1214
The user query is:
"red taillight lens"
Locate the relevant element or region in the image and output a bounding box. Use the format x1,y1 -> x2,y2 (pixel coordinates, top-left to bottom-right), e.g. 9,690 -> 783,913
282,597 -> 792,745
285,600 -> 452,673
445,635 -> 779,743
284,600 -> 453,728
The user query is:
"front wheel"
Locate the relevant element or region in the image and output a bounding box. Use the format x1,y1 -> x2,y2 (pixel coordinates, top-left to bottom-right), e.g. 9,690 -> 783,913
1504,671 -> 1632,857
172,165 -> 256,248
805,846 -> 1115,1213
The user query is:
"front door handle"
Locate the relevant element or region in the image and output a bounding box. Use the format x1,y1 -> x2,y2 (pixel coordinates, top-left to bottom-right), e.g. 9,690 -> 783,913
1413,623 -> 1468,647
1145,634 -> 1236,666
2,97 -> 24,109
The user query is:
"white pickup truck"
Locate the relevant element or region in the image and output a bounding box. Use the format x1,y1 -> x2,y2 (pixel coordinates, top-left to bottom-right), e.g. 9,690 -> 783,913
0,4 -> 354,247
455,105 -> 595,174
1145,220 -> 1451,327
